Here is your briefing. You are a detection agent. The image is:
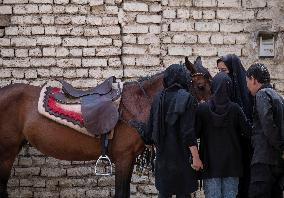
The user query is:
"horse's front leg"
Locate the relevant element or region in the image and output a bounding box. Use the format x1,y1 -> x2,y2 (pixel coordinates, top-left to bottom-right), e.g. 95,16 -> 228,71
114,153 -> 135,198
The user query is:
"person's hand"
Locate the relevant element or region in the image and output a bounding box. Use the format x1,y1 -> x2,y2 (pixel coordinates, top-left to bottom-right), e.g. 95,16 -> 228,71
191,157 -> 203,171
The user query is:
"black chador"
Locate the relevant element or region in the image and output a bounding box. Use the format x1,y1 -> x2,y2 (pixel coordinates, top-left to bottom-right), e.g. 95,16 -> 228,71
196,72 -> 250,179
142,64 -> 199,195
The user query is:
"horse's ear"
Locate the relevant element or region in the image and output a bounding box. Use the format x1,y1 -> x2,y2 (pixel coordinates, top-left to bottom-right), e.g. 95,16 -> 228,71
185,56 -> 196,74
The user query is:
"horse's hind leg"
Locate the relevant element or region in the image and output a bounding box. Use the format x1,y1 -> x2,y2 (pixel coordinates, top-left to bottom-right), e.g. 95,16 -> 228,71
0,140 -> 26,198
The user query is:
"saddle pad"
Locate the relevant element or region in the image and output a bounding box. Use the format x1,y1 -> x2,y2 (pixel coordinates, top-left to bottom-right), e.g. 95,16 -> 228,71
38,85 -> 115,139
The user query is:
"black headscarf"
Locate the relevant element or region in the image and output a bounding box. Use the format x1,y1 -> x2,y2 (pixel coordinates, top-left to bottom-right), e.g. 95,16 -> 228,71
150,64 -> 194,147
209,72 -> 233,115
219,54 -> 253,120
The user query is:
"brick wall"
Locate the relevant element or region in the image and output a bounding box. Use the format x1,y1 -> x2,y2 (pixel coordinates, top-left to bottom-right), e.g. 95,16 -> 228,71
0,0 -> 284,197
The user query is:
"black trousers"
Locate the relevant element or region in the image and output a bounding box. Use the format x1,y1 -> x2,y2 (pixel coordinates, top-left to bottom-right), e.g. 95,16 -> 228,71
249,163 -> 284,198
158,192 -> 190,198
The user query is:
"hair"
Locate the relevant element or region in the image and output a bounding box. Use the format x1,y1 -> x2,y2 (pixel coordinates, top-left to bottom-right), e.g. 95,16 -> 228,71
246,63 -> 271,84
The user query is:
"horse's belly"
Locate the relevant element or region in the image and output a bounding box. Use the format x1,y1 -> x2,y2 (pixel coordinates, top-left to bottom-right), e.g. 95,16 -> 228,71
23,115 -> 102,161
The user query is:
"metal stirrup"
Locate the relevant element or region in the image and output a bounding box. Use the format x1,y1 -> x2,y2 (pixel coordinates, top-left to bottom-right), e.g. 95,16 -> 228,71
95,134 -> 113,176
95,154 -> 113,176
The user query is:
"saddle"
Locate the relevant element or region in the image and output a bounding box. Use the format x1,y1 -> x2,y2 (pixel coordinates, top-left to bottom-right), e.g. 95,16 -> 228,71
52,76 -> 121,136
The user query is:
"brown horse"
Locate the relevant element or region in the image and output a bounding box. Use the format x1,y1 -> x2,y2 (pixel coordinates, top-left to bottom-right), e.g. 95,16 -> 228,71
0,57 -> 211,198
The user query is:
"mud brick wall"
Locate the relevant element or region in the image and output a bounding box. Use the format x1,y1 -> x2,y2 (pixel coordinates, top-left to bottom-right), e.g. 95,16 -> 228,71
0,0 -> 284,197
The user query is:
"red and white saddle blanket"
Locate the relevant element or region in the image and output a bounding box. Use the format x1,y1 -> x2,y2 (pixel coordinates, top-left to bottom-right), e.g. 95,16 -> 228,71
38,85 -> 120,138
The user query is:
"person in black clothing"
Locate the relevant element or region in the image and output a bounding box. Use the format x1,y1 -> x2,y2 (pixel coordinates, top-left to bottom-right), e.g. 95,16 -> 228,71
196,72 -> 250,198
246,63 -> 284,198
142,64 -> 203,198
217,54 -> 253,198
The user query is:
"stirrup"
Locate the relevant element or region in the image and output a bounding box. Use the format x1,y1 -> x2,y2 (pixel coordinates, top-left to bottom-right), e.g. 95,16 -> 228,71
95,155 -> 113,176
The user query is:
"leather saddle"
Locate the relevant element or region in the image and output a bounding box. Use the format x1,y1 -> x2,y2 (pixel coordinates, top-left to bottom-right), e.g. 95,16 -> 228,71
52,76 -> 121,136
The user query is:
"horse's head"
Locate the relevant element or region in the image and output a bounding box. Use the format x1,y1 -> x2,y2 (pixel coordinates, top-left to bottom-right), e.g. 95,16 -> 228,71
185,56 -> 212,102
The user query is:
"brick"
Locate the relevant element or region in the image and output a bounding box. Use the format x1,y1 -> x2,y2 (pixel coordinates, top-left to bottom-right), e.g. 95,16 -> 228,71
123,35 -> 136,44
11,37 -> 36,46
217,10 -> 254,20
217,46 -> 242,56
172,34 -> 197,44
98,26 -> 120,35
76,68 -> 88,77
218,0 -> 241,7
149,4 -> 162,12
54,0 -> 69,4
84,28 -> 99,37
137,15 -> 161,24
195,22 -> 219,31
123,25 -> 148,34
102,17 -> 118,25
12,70 -> 25,78
1,49 -> 14,57
30,0 -> 53,3
198,33 -> 211,43
223,35 -> 236,44
0,69 -> 11,78
83,48 -> 96,56
211,34 -> 224,44
71,15 -> 86,25
39,5 -> 53,13
203,10 -> 215,19
57,59 -> 81,68
23,16 -> 41,24
220,23 -> 244,32
50,67 -> 64,77
149,25 -> 161,34
123,46 -> 146,55
86,16 -> 102,25
25,69 -> 37,79
163,9 -> 176,19
29,48 -> 42,56
72,0 -> 88,4
34,191 -> 59,198
25,4 -> 39,13
177,9 -> 190,19
37,69 -> 50,77
5,27 -> 19,36
168,46 -> 192,56
15,167 -> 40,176
108,57 -> 121,67
138,34 -> 159,44
82,58 -> 107,67
32,26 -> 45,35
15,49 -> 28,57
70,48 -> 82,56
66,5 -> 79,13
123,2 -> 148,12
45,26 -> 57,35
37,36 -> 62,46
244,0 -> 266,8
96,47 -> 121,56
55,16 -> 71,25
3,0 -> 28,3
168,0 -> 192,6
89,0 -> 103,6
235,34 -> 248,44
136,56 -> 160,66
63,37 -> 87,46
53,5 -> 65,13
192,10 -> 202,19
13,5 -> 26,14
0,6 -> 12,14
41,16 -> 55,24
88,37 -> 112,46
193,46 -> 217,56
71,27 -> 84,36
57,27 -> 71,35
194,0 -> 217,7
43,47 -> 56,56
170,22 -> 194,31
41,168 -> 66,177
89,68 -> 102,78
257,9 -> 274,19
30,58 -> 56,67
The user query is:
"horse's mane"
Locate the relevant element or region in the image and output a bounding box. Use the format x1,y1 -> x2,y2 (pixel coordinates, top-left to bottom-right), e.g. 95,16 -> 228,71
123,71 -> 164,86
